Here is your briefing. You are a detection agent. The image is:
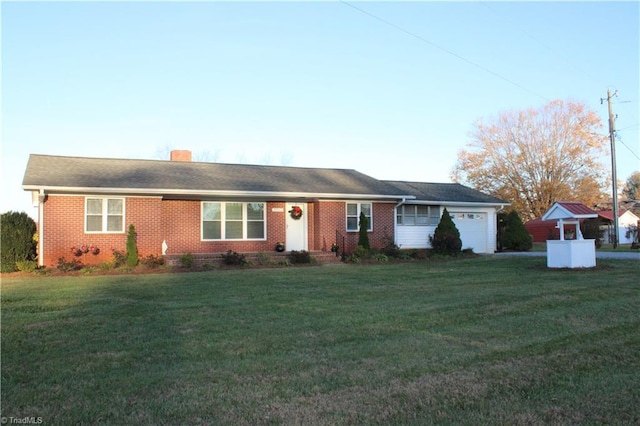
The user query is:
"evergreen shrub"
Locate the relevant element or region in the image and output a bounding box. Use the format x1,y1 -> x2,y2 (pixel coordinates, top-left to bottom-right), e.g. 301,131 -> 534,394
1,211 -> 37,273
502,210 -> 533,251
358,212 -> 370,250
429,208 -> 462,256
126,224 -> 139,266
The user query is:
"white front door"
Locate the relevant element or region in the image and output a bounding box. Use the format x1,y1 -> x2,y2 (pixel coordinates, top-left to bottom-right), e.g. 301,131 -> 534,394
286,203 -> 308,251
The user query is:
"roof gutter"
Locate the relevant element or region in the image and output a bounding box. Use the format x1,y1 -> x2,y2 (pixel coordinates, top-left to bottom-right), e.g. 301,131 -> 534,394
22,185 -> 416,201
402,200 -> 510,208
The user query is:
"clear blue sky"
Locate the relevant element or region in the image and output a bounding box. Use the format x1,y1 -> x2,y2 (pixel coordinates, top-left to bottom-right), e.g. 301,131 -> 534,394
2,1 -> 639,217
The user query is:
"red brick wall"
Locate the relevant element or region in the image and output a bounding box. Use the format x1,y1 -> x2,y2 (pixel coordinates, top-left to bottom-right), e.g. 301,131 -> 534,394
161,200 -> 287,255
41,195 -> 163,267
41,196 -> 397,266
314,201 -> 395,253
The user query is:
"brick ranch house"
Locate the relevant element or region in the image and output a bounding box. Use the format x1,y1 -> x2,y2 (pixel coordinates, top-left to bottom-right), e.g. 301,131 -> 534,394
22,151 -> 508,267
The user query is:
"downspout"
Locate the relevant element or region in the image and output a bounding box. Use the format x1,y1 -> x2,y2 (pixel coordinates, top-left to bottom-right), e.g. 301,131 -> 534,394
38,189 -> 45,267
394,198 -> 407,248
495,204 -> 507,253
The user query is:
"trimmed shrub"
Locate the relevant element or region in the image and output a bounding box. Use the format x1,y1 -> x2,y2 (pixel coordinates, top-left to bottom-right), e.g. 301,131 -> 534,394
140,254 -> 165,268
56,257 -> 83,272
288,250 -> 312,264
348,245 -> 371,263
15,260 -> 37,273
373,253 -> 389,263
221,250 -> 246,266
1,211 -> 37,273
429,208 -> 462,256
180,253 -> 195,268
112,249 -> 127,268
255,252 -> 273,266
358,212 -> 370,250
126,224 -> 138,267
502,210 -> 533,251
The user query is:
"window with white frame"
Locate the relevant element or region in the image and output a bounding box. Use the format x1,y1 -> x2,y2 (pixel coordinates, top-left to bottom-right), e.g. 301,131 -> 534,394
85,197 -> 125,233
397,205 -> 440,226
346,202 -> 372,232
202,202 -> 265,240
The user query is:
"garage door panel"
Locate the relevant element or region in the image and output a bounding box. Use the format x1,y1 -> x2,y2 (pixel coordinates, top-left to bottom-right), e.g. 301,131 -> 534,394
451,212 -> 487,253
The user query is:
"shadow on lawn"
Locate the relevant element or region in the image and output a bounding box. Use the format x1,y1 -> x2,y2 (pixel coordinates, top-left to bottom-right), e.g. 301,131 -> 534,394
2,274 -> 216,424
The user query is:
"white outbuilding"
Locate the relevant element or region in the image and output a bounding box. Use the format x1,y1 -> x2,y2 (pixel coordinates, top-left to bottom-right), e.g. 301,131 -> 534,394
542,201 -> 598,268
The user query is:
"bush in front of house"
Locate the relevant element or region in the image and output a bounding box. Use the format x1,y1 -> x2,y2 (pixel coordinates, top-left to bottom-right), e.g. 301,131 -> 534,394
111,249 -> 127,268
56,257 -> 83,272
348,245 -> 371,263
1,211 -> 37,273
140,254 -> 165,268
180,253 -> 195,268
501,210 -> 533,251
288,250 -> 312,264
126,224 -> 139,266
358,212 -> 371,250
429,208 -> 462,256
15,260 -> 38,273
221,250 -> 247,266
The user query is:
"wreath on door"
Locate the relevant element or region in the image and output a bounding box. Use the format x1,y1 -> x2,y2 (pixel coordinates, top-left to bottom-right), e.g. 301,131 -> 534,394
289,205 -> 303,220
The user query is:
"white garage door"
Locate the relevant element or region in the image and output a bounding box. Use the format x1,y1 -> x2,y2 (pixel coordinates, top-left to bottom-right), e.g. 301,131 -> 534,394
451,212 -> 487,253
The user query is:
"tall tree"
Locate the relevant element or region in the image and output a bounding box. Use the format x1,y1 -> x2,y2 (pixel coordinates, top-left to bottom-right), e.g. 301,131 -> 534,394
622,171 -> 640,200
452,100 -> 609,220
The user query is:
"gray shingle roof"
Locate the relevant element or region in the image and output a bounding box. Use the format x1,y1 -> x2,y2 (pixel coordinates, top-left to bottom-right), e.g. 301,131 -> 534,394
383,180 -> 508,205
22,154 -> 409,199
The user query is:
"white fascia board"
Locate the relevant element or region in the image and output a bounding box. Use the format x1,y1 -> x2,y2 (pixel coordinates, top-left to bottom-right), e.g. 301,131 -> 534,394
22,185 -> 415,201
403,200 -> 510,208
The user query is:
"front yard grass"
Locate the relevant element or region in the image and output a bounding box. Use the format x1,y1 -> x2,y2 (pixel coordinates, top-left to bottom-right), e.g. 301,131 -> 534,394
2,256 -> 639,424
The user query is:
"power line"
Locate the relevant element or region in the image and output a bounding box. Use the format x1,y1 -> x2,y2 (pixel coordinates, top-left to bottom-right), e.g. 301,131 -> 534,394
615,134 -> 640,162
617,123 -> 639,132
338,1 -> 550,102
479,1 -> 602,87
339,2 -> 639,163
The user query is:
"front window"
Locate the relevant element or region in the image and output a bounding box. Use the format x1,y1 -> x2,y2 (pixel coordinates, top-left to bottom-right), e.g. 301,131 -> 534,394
346,202 -> 372,232
202,202 -> 265,240
85,197 -> 124,233
397,205 -> 440,226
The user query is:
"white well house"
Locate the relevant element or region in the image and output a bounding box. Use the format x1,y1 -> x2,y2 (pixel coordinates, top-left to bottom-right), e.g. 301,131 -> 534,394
542,202 -> 598,268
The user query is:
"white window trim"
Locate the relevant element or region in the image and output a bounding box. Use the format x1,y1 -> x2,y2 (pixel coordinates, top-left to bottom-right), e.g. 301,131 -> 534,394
346,202 -> 373,232
201,201 -> 267,241
85,197 -> 126,234
397,205 -> 441,226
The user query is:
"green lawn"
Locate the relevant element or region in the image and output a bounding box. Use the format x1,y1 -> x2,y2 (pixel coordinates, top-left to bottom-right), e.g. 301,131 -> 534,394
2,257 -> 639,425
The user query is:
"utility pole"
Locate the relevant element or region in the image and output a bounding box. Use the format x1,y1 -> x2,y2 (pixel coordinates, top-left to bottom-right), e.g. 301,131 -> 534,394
602,89 -> 619,248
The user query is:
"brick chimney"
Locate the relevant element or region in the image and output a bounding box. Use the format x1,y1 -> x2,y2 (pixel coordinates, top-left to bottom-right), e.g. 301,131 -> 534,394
170,150 -> 192,162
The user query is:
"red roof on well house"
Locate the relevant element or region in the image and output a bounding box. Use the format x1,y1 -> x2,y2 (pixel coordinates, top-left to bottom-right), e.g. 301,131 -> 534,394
555,201 -> 599,216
